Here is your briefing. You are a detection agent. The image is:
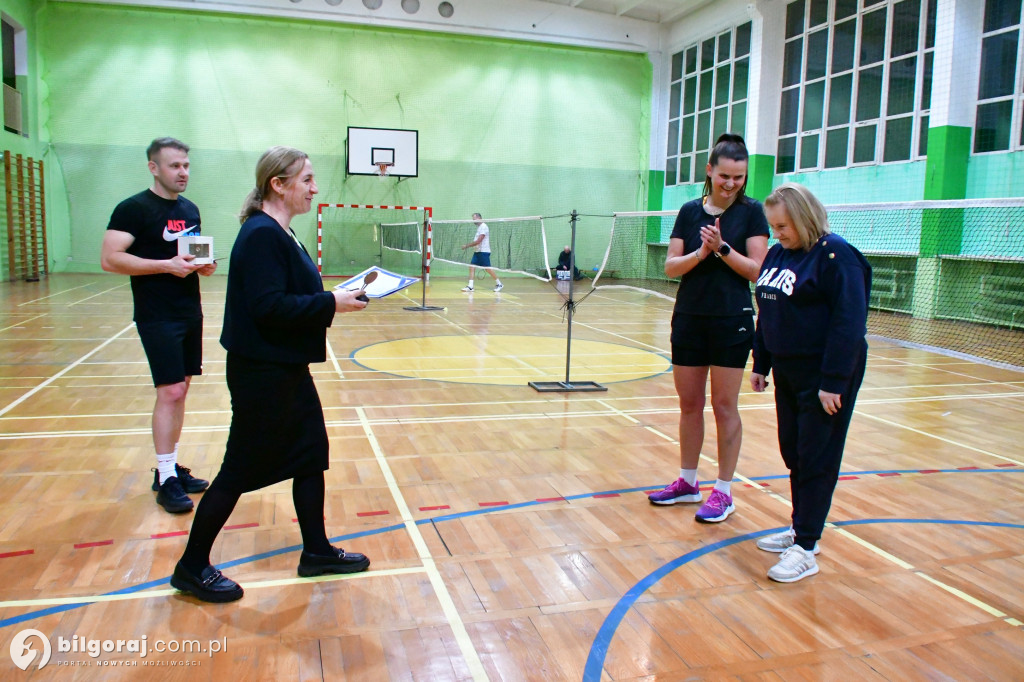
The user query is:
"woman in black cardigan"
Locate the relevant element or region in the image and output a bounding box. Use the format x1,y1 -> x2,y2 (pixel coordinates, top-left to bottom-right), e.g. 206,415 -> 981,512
171,147 -> 370,603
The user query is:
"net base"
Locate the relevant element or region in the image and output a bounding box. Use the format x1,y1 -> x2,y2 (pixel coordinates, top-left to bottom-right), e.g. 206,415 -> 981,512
528,380 -> 607,393
403,304 -> 445,311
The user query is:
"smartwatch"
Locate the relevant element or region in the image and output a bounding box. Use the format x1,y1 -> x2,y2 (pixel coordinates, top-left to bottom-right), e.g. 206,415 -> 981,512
715,243 -> 731,258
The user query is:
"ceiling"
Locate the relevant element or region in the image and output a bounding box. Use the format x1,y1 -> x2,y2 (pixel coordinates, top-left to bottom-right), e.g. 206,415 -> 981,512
528,0 -> 715,24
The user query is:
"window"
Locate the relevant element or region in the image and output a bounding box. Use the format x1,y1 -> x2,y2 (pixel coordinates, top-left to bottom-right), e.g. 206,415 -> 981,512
776,0 -> 936,173
666,21 -> 752,186
974,0 -> 1024,152
2,14 -> 26,136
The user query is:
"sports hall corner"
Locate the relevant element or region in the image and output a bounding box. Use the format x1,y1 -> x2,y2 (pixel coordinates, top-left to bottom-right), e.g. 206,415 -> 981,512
1,0 -> 1024,679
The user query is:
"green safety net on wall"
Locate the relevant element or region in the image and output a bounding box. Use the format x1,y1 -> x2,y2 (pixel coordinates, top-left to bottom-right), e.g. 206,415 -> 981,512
38,3 -> 651,273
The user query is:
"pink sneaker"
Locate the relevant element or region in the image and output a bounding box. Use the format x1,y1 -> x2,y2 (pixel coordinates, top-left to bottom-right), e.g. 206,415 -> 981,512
648,478 -> 702,505
695,489 -> 735,523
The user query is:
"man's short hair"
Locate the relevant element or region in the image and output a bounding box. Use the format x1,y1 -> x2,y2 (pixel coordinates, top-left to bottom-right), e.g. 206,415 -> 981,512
472,213 -> 482,220
147,137 -> 189,162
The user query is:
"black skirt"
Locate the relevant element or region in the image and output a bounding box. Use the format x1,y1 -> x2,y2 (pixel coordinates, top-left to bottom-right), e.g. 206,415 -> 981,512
217,352 -> 329,493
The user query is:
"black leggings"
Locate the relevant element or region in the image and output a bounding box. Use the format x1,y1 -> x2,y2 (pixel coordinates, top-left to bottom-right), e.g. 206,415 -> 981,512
179,472 -> 333,574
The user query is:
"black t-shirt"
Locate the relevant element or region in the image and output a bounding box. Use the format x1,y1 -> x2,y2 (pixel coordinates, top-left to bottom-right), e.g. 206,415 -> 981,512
106,189 -> 202,322
670,196 -> 770,316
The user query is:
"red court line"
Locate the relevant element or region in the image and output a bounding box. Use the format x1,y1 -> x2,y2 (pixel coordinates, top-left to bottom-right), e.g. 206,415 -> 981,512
957,466 -> 979,470
997,463 -> 1019,468
224,523 -> 259,531
877,472 -> 901,477
150,531 -> 189,539
419,505 -> 450,511
536,497 -> 565,503
0,549 -> 34,559
74,540 -> 113,549
919,469 -> 940,474
593,493 -> 620,499
357,510 -> 390,517
479,501 -> 509,507
838,475 -> 859,481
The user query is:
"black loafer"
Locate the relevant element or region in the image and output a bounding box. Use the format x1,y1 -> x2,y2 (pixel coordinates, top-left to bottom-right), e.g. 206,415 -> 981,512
297,547 -> 371,577
170,562 -> 244,603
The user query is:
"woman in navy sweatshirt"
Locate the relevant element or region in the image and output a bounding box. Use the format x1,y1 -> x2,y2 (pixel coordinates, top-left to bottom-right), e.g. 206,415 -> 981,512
750,183 -> 871,583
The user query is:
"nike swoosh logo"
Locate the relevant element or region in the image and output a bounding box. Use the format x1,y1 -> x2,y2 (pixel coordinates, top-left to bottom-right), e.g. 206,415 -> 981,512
163,225 -> 199,241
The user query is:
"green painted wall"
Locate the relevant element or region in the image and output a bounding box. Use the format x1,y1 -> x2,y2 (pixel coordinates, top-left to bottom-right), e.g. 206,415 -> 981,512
746,153 -> 774,202
966,150 -> 1024,197
38,3 -> 651,274
1,0 -> 73,276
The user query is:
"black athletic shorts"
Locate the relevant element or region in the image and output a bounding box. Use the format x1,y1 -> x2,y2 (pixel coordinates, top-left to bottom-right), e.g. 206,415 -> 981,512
670,312 -> 753,368
136,318 -> 203,386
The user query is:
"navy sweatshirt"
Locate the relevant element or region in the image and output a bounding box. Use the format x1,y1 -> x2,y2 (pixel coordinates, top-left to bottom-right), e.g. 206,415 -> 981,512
752,233 -> 872,394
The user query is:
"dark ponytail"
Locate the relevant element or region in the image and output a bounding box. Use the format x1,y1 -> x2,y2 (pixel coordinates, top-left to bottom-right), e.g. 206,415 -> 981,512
701,133 -> 749,203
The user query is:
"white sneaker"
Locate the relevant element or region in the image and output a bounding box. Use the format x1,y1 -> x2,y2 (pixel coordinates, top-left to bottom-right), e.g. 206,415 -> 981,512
756,528 -> 820,554
461,286 -> 473,292
767,545 -> 819,583
493,283 -> 503,292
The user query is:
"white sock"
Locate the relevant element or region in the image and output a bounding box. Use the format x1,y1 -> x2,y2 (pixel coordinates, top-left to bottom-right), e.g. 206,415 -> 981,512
495,279 -> 502,285
157,451 -> 177,484
680,468 -> 698,486
714,479 -> 732,496
467,279 -> 474,288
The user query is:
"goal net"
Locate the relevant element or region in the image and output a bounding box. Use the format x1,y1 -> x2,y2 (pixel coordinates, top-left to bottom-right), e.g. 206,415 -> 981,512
429,216 -> 552,281
597,199 -> 1024,368
317,204 -> 428,277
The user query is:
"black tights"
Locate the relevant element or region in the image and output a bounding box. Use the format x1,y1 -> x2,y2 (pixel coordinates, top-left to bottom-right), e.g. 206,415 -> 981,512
179,472 -> 333,575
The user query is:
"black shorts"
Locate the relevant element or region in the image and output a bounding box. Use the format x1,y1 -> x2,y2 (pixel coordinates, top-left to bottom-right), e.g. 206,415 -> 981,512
670,312 -> 753,368
136,318 -> 203,386
470,252 -> 492,267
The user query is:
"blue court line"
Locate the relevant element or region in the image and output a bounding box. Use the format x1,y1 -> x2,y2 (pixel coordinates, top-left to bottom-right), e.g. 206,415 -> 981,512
0,467 -> 1020,631
581,518 -> 1024,682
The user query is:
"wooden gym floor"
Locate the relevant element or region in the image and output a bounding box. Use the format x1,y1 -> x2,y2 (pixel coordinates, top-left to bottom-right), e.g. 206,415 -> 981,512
1,273 -> 1023,680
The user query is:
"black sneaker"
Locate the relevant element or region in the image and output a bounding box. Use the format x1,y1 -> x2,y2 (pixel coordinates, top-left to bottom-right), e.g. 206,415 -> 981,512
151,465 -> 209,494
170,562 -> 244,603
156,476 -> 194,514
297,546 -> 371,577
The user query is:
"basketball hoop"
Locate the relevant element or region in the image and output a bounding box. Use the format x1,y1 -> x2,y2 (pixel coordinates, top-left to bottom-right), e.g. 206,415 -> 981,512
376,162 -> 393,180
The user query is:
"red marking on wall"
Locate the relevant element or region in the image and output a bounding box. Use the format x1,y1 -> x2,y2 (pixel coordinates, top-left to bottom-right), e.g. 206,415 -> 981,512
224,522 -> 259,531
151,531 -> 189,539
0,549 -> 33,559
357,510 -> 390,517
74,540 -> 113,549
419,505 -> 451,511
479,501 -> 508,507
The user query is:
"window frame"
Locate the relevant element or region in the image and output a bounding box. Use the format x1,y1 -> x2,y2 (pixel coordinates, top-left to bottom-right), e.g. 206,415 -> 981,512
973,8 -> 1024,155
666,21 -> 753,187
776,0 -> 935,173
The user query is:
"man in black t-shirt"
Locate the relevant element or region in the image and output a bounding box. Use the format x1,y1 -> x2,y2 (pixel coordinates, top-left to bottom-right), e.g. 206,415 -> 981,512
101,138 -> 217,514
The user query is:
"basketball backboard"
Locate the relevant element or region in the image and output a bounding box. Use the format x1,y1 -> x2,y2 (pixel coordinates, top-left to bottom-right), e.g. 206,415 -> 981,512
347,126 -> 419,178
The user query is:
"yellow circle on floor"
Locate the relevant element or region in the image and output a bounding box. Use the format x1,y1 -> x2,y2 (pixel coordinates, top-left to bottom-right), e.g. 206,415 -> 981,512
351,335 -> 670,385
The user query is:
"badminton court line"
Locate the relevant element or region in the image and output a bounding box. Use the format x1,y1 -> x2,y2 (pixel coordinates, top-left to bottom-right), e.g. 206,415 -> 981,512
16,281 -> 96,306
0,322 -> 136,418
0,566 -> 429,609
355,406 -> 489,681
593,399 -> 1024,633
0,314 -> 46,333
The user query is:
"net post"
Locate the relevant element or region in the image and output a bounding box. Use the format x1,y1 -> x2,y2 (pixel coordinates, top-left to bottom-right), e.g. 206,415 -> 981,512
530,210 -> 607,393
404,206 -> 444,311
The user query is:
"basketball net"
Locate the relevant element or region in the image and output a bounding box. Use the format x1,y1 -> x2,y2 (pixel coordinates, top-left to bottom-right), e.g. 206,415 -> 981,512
376,162 -> 393,181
